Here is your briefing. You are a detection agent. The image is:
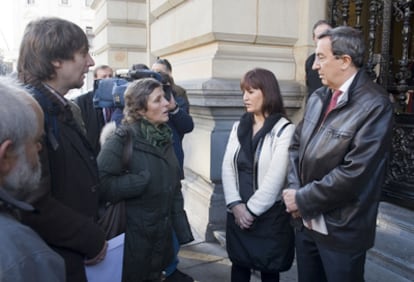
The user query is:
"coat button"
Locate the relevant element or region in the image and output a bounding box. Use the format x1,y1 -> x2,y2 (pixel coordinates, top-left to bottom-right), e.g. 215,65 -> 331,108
91,185 -> 97,192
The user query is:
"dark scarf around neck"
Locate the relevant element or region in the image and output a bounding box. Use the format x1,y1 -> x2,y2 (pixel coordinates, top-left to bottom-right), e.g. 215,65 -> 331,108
139,118 -> 172,148
237,112 -> 282,154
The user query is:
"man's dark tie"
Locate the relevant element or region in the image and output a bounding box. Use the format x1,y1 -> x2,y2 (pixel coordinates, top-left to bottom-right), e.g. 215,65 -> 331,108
324,90 -> 342,119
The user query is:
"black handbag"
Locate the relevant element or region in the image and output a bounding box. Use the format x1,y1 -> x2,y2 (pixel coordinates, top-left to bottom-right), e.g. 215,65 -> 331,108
98,127 -> 132,240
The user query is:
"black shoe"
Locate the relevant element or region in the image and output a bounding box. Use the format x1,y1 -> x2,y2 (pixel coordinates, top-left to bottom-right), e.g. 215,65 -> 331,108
164,269 -> 194,282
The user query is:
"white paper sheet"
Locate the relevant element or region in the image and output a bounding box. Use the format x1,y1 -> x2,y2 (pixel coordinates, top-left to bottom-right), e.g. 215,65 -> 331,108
303,215 -> 328,235
85,233 -> 124,282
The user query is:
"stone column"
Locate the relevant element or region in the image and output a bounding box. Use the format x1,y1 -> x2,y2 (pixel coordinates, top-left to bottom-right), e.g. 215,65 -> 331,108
91,0 -> 149,69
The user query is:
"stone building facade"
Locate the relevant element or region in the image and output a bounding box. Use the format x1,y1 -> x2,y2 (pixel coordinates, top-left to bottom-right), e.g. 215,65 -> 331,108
2,2 -> 412,278
90,1 -> 414,279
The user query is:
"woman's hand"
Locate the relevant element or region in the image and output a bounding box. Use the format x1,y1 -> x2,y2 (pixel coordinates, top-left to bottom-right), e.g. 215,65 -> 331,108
231,203 -> 255,230
84,241 -> 108,265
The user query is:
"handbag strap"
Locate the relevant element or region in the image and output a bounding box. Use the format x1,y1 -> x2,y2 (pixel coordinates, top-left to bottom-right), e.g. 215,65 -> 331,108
121,128 -> 133,173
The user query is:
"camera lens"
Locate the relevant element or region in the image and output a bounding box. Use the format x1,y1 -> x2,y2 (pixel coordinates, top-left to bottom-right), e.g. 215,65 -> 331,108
163,84 -> 172,101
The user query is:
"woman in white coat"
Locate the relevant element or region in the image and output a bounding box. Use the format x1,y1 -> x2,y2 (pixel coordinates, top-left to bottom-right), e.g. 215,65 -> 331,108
222,68 -> 295,282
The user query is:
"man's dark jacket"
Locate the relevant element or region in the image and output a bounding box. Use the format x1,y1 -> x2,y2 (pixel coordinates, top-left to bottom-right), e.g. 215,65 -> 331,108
305,53 -> 323,99
21,86 -> 106,282
287,70 -> 393,252
74,91 -> 105,155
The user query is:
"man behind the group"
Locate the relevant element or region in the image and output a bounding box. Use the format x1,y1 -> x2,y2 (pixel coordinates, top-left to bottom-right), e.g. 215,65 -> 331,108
17,17 -> 107,282
305,19 -> 332,99
151,58 -> 194,173
75,64 -> 114,155
283,26 -> 393,282
0,77 -> 65,282
152,58 -> 190,109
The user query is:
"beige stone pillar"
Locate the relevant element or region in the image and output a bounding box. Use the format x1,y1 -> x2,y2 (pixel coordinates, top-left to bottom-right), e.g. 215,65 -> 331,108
91,0 -> 149,70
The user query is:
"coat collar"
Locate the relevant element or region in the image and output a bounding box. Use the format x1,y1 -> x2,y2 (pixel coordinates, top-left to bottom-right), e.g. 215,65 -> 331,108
315,69 -> 368,106
0,188 -> 34,212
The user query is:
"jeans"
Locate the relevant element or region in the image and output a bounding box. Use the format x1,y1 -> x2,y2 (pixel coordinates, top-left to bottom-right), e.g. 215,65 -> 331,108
164,231 -> 180,276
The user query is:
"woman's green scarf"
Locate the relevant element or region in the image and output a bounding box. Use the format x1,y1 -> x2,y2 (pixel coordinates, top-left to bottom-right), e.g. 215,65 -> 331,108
139,118 -> 172,148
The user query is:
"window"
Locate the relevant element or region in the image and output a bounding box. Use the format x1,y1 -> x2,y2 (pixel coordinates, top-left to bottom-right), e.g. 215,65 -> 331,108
85,26 -> 93,36
27,0 -> 35,4
61,0 -> 69,5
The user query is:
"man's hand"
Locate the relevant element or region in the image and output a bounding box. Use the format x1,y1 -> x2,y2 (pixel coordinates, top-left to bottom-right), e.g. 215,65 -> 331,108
167,94 -> 177,111
84,241 -> 108,266
283,189 -> 298,213
231,203 -> 255,230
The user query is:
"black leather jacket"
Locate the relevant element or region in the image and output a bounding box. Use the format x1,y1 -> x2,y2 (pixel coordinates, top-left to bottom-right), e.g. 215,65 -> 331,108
287,70 -> 393,251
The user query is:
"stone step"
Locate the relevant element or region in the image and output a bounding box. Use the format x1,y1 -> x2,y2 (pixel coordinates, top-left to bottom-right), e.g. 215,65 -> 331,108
376,202 -> 414,237
213,230 -> 226,247
367,202 -> 414,280
365,256 -> 412,282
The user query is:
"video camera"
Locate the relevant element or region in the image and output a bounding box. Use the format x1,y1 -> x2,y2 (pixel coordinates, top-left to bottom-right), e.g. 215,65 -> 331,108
93,69 -> 172,109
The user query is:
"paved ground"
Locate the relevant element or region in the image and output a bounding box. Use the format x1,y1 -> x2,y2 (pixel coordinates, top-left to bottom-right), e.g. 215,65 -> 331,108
176,236 -> 411,282
178,238 -> 296,282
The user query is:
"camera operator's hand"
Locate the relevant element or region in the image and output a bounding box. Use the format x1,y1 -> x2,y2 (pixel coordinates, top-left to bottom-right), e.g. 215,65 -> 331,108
167,94 -> 178,112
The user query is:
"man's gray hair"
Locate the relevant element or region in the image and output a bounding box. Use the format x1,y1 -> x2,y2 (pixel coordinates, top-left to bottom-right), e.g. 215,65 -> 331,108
318,26 -> 365,68
0,77 -> 38,149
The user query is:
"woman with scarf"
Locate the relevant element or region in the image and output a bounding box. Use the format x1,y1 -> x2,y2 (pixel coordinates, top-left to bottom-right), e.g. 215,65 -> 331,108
222,68 -> 295,282
97,78 -> 193,282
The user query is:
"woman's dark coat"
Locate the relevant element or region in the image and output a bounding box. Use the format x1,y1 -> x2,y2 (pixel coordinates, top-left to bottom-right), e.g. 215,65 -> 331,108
97,121 -> 193,282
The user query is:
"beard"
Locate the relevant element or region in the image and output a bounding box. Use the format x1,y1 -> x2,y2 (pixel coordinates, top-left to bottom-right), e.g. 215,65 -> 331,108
3,148 -> 41,200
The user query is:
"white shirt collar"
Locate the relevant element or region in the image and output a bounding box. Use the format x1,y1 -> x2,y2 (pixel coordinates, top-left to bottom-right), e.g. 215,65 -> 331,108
336,72 -> 357,103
